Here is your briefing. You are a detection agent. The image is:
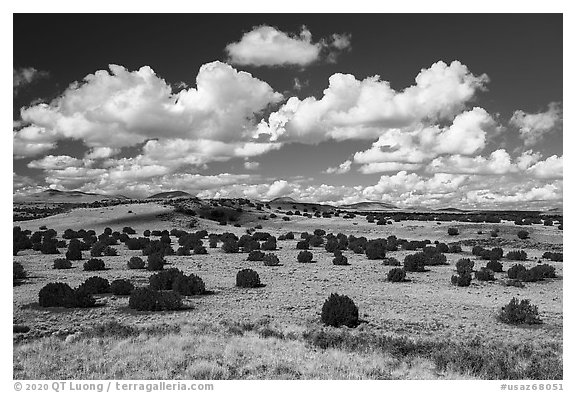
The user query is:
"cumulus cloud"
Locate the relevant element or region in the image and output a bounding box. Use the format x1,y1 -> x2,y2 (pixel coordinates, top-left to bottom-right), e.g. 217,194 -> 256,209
14,67 -> 49,95
326,160 -> 352,174
244,161 -> 260,170
225,25 -> 351,67
510,102 -> 562,146
28,155 -> 85,170
358,162 -> 423,174
256,61 -> 489,143
525,155 -> 562,179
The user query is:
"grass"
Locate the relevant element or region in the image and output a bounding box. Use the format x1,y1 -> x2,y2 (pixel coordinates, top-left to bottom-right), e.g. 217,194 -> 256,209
13,319 -> 562,380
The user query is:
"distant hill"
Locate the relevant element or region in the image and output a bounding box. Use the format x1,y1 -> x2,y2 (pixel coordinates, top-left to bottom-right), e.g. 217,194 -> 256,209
436,207 -> 468,213
14,189 -> 128,203
269,196 -> 298,204
339,201 -> 398,211
147,191 -> 193,199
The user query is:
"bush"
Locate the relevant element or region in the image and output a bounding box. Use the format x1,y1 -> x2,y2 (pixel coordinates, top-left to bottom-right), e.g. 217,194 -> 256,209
448,244 -> 462,253
333,255 -> 349,266
532,264 -> 556,278
296,240 -> 310,250
506,250 -> 528,261
428,253 -> 448,266
382,257 -> 401,266
122,226 -> 136,234
236,269 -> 262,288
65,239 -> 83,260
507,264 -> 527,279
325,239 -> 339,253
542,251 -> 562,262
83,258 -> 105,271
498,297 -> 542,325
78,276 -> 110,294
40,239 -> 60,255
365,239 -> 387,260
176,246 -> 191,256
53,258 -> 72,269
247,250 -> 265,261
321,293 -> 359,328
456,258 -> 474,275
486,260 -> 503,273
263,253 -> 280,266
13,262 -> 26,283
387,268 -> 406,282
517,230 -> 530,240
38,282 -> 95,308
103,246 -> 118,256
261,238 -> 277,251
297,250 -> 314,263
475,267 -> 495,281
173,273 -> 206,295
128,287 -> 182,311
193,246 -> 207,255
128,256 -> 145,269
110,279 -> 134,295
451,272 -> 472,287
490,230 -> 499,237
147,253 -> 165,271
222,240 -> 239,253
448,227 -> 459,236
403,253 -> 426,272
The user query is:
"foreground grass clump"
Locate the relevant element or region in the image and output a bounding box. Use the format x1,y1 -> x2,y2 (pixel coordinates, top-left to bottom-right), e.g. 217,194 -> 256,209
498,297 -> 542,325
321,293 -> 359,328
13,320 -> 561,380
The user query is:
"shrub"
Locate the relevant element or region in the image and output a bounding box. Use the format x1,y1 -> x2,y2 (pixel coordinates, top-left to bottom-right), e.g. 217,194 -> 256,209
403,253 -> 427,272
498,297 -> 542,325
173,273 -> 206,295
325,239 -> 339,253
128,287 -> 182,311
508,264 -> 527,279
456,258 -> 474,275
40,239 -> 60,255
490,230 -> 499,237
149,268 -> 181,290
284,232 -> 295,240
83,258 -> 105,271
309,235 -> 324,247
122,226 -> 136,234
297,250 -> 313,263
387,268 -> 406,282
448,227 -> 459,236
365,239 -> 387,260
428,253 -> 448,266
475,267 -> 495,281
263,253 -> 280,266
448,244 -> 462,253
236,269 -> 262,288
78,276 -> 110,294
128,256 -> 145,269
451,272 -> 472,287
296,240 -> 310,250
247,250 -> 265,261
176,246 -> 191,256
110,279 -> 134,295
147,253 -> 165,271
222,240 -> 239,253
506,250 -> 528,261
517,230 -> 530,240
333,255 -> 349,266
261,238 -> 277,251
38,282 -> 95,308
193,245 -> 207,255
65,239 -> 83,260
13,262 -> 26,283
103,246 -> 118,256
486,260 -> 503,273
542,251 -> 562,262
53,258 -> 72,269
532,264 -> 556,278
321,293 -> 359,328
472,245 -> 484,256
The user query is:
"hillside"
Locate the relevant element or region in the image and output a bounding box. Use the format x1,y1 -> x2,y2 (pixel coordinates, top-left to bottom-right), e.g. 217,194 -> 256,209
147,191 -> 193,199
14,189 -> 128,204
339,201 -> 398,211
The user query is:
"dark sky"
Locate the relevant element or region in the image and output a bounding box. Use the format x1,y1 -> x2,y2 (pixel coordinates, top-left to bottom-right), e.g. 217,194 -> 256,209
13,14 -> 563,208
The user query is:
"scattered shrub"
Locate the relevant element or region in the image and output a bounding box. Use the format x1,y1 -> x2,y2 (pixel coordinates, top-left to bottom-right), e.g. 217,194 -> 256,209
508,264 -> 527,279
110,279 -> 134,295
333,254 -> 349,266
83,258 -> 105,271
247,250 -> 265,261
403,253 -> 427,272
296,240 -> 310,250
38,282 -> 95,308
65,239 -> 83,260
506,250 -> 528,261
448,227 -> 459,236
517,230 -> 530,240
475,267 -> 495,281
128,256 -> 145,269
542,251 -> 562,262
222,240 -> 239,253
498,297 -> 542,325
456,258 -> 474,275
448,244 -> 462,253
387,268 -> 406,282
486,260 -> 503,273
147,253 -> 165,271
193,245 -> 207,255
297,250 -> 314,263
13,262 -> 27,283
451,272 -> 472,287
382,257 -> 401,266
321,293 -> 359,328
78,276 -> 110,294
236,269 -> 262,288
365,239 -> 387,260
128,287 -> 182,311
263,253 -> 280,266
53,258 -> 72,269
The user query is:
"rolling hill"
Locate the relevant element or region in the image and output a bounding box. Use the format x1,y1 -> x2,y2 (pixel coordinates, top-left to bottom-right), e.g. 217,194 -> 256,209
14,189 -> 128,203
147,191 -> 193,199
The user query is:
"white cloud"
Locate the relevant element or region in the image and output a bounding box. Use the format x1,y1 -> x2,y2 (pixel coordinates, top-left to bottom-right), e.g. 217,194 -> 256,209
526,155 -> 562,179
326,160 -> 352,174
244,161 -> 260,170
85,147 -> 120,159
465,184 -> 561,204
358,162 -> 423,174
510,102 -> 562,146
225,25 -> 351,67
28,155 -> 85,170
14,67 -> 49,94
256,61 -> 489,143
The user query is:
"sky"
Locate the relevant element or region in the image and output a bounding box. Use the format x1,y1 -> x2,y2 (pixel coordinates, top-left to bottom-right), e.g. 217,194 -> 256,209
13,14 -> 563,209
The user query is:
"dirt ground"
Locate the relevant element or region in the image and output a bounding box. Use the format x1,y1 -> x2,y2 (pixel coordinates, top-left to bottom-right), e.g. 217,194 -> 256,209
13,202 -> 563,345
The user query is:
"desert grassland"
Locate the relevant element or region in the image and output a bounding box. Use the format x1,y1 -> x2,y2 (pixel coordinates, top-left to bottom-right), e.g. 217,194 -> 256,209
13,202 -> 563,379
